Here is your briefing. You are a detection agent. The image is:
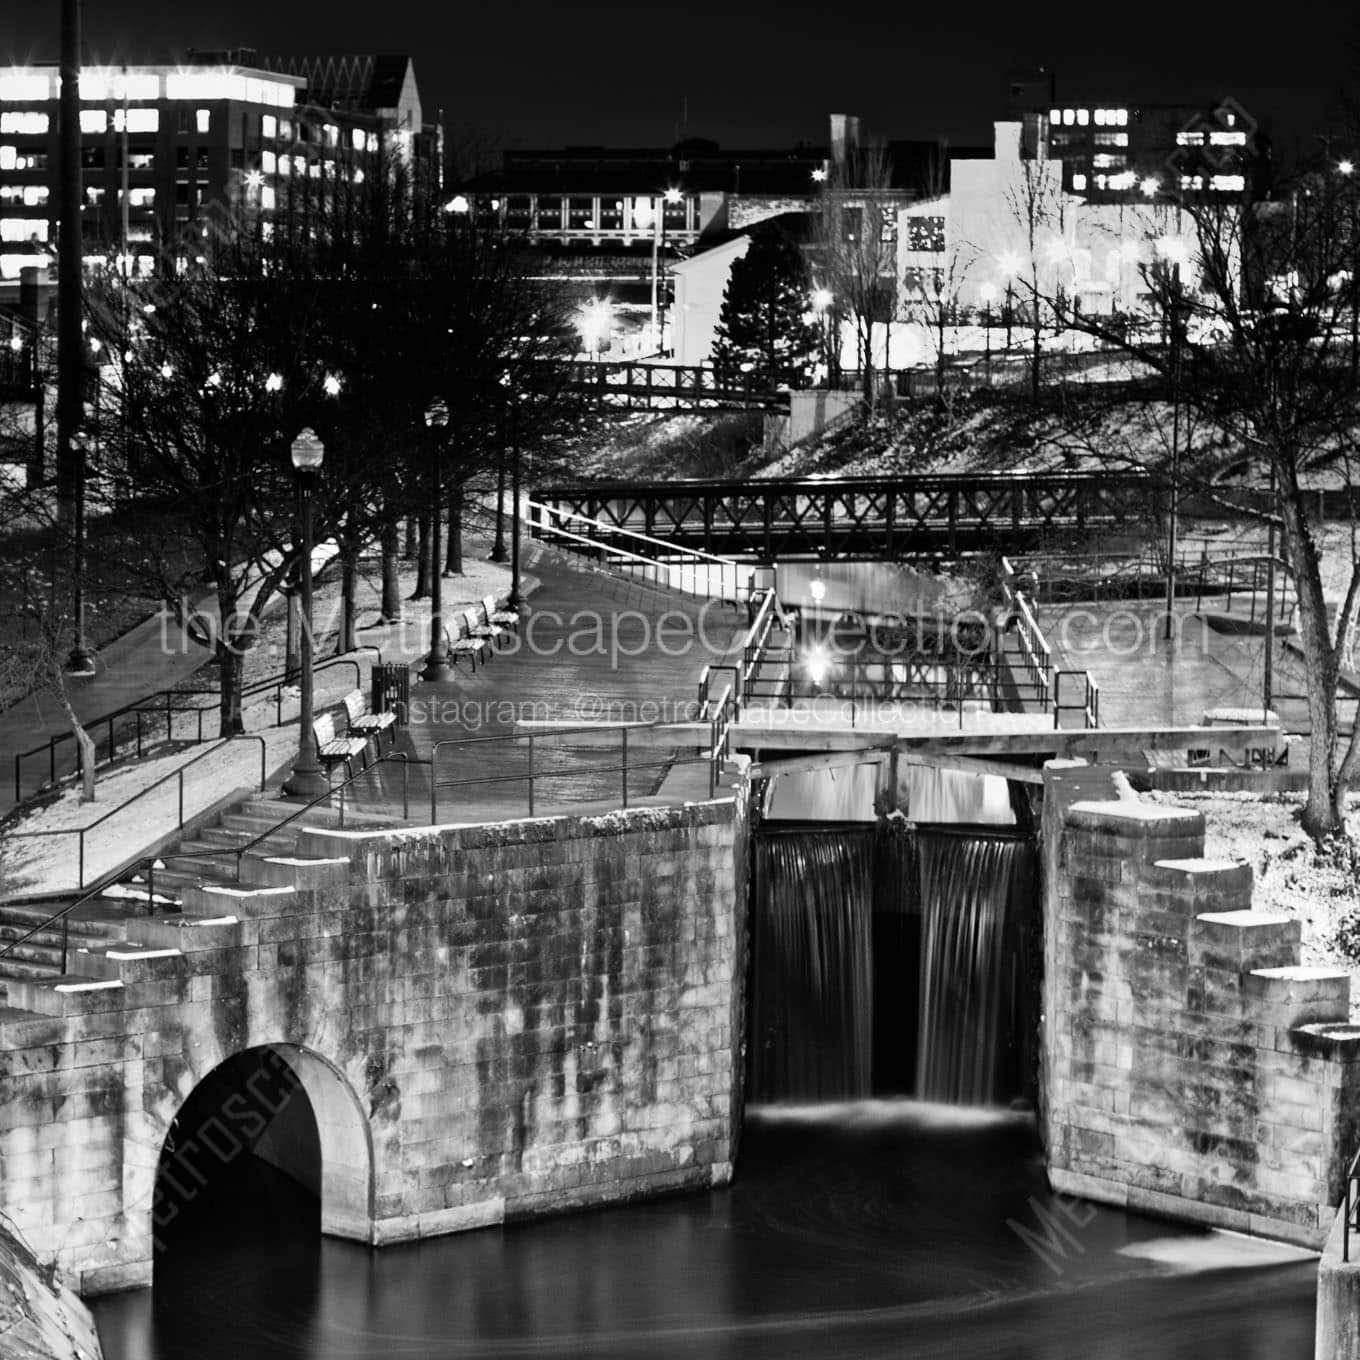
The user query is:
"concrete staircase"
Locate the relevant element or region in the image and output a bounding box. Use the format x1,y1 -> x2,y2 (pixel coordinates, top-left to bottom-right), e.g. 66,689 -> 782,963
0,792 -> 409,997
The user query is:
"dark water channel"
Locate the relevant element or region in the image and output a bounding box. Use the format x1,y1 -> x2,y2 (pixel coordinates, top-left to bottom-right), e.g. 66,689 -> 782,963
91,1101 -> 1317,1360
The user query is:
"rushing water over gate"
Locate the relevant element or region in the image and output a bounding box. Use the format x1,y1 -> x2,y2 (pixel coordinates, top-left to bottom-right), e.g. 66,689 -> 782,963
750,822 -> 1034,1106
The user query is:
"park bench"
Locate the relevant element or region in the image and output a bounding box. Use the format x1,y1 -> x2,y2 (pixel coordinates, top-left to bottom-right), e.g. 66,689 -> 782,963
449,609 -> 492,671
468,595 -> 519,650
485,594 -> 521,634
343,688 -> 397,750
312,711 -> 370,779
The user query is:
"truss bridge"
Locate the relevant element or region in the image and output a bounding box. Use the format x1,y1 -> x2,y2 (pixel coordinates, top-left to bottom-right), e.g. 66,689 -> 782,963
532,471 -> 1155,561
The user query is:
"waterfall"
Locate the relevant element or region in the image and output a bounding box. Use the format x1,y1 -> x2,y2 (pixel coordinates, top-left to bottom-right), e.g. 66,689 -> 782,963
750,819 -> 1035,1108
914,831 -> 1034,1107
749,829 -> 875,1102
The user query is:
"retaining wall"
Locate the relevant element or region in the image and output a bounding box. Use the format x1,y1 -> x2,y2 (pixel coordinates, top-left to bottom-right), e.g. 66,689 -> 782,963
0,797 -> 747,1294
1042,763 -> 1360,1246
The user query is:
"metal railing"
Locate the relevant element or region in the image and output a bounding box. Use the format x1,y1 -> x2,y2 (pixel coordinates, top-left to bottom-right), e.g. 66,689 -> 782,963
3,736 -> 267,892
1053,670 -> 1102,730
0,751 -> 412,976
12,652 -> 377,804
528,499 -> 753,604
428,709 -> 731,822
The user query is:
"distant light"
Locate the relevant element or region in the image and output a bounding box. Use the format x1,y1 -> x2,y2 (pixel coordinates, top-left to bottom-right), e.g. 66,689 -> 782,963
8,334 -> 22,352
997,250 -> 1022,277
244,170 -> 264,190
1140,176 -> 1160,198
811,287 -> 833,311
811,166 -> 827,182
809,575 -> 827,602
1340,160 -> 1355,177
978,281 -> 998,303
142,303 -> 156,314
445,194 -> 469,214
664,187 -> 683,204
205,370 -> 222,388
88,337 -> 101,353
159,363 -> 174,379
265,372 -> 284,393
323,373 -> 342,396
805,646 -> 829,684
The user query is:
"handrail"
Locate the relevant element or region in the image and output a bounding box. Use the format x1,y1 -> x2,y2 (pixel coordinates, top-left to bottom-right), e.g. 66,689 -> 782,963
535,469 -> 1153,495
528,499 -> 744,604
428,716 -> 728,822
3,736 -> 267,891
0,751 -> 412,974
12,651 -> 380,803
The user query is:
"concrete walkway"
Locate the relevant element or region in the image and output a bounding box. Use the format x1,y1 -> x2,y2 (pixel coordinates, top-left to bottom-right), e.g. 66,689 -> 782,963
349,542 -> 749,826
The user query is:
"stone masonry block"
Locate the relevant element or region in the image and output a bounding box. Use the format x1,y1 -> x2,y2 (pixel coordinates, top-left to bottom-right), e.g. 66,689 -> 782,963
1244,967 -> 1351,1028
1190,911 -> 1301,973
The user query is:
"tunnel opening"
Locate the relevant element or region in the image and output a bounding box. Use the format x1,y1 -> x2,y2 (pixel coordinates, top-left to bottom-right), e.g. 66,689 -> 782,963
152,1045 -> 322,1266
747,815 -> 1037,1107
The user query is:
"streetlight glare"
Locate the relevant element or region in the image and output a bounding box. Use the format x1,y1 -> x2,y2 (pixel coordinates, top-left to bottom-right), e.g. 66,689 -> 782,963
664,187 -> 683,205
445,194 -> 470,213
812,287 -> 833,312
159,362 -> 174,379
997,250 -> 1022,277
323,373 -> 342,396
575,299 -> 613,354
1340,160 -> 1355,177
1141,176 -> 1160,197
265,372 -> 284,393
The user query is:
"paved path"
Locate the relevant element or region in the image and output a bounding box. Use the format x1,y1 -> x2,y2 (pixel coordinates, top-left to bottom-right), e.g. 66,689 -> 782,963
350,543 -> 748,826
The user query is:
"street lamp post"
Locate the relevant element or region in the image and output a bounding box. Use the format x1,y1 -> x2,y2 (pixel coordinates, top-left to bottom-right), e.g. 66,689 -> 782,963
421,399 -> 455,682
978,282 -> 997,383
507,404 -> 523,611
491,376 -> 511,563
282,428 -> 328,799
1341,159 -> 1358,383
1164,262 -> 1184,640
67,429 -> 93,674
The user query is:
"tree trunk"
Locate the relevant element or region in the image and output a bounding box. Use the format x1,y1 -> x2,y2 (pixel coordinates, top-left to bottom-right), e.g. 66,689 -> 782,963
380,517 -> 403,622
1031,311 -> 1042,404
338,541 -> 359,655
217,635 -> 245,737
403,515 -> 417,560
411,510 -> 430,599
50,665 -> 95,802
445,483 -> 463,575
1280,477 -> 1343,839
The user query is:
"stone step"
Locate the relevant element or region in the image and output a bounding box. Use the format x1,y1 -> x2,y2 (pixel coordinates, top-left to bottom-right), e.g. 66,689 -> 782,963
0,904 -> 127,940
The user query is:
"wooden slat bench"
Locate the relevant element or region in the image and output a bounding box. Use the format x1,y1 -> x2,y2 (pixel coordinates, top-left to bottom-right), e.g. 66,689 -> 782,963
449,609 -> 492,671
313,711 -> 370,779
343,688 -> 397,750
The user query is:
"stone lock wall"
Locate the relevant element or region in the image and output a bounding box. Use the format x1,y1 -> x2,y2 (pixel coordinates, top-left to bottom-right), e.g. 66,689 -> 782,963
1042,765 -> 1360,1246
0,798 -> 747,1295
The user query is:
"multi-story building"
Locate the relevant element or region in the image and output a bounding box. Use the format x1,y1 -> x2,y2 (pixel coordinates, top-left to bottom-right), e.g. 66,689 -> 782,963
0,51 -> 431,285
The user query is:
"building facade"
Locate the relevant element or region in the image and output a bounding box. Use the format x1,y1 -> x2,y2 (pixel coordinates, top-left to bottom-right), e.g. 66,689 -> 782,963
0,53 -> 431,283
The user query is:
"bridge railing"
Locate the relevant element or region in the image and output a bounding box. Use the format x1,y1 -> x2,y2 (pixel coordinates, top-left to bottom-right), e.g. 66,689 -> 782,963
534,469 -> 1151,560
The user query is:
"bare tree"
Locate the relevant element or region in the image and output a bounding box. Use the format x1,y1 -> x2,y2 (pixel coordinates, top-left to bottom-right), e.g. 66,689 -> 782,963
815,144 -> 900,403
1001,154 -> 1068,403
1031,170 -> 1360,839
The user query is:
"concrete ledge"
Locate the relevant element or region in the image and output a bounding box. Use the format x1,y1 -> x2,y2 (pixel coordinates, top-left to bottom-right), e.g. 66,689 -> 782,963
241,855 -> 352,890
127,915 -> 245,951
1191,910 -> 1301,971
1289,1023 -> 1360,1058
417,1197 -> 506,1237
1245,968 -> 1352,1028
180,882 -> 296,916
1065,800 -> 1204,836
80,1257 -> 152,1296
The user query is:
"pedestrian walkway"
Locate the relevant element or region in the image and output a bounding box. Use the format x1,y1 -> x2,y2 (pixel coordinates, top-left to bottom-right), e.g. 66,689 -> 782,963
349,544 -> 749,826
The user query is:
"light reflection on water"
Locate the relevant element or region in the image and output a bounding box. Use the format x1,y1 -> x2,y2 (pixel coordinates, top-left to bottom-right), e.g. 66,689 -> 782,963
91,1100 -> 1317,1360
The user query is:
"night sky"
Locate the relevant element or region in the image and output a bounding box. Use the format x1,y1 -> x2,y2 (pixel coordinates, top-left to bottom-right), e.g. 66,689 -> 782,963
4,1 -> 1357,162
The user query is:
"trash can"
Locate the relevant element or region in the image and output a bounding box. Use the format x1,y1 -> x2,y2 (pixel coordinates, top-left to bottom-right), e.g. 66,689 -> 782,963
372,662 -> 411,728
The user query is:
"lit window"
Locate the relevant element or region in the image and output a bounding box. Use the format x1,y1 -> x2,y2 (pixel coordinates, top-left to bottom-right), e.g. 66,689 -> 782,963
279,119 -> 292,139
124,187 -> 155,207
1,250 -> 51,278
0,218 -> 44,241
261,185 -> 275,210
1108,171 -> 1135,191
22,185 -> 47,206
278,153 -> 291,175
1094,174 -> 1107,190
1210,173 -> 1245,192
80,71 -> 159,101
1209,130 -> 1246,146
1077,108 -> 1089,125
1072,173 -> 1087,190
114,107 -> 159,134
0,74 -> 51,103
262,150 -> 276,172
0,146 -> 14,171
1049,108 -> 1060,125
0,112 -> 49,135
1176,130 -> 1204,147
1115,109 -> 1128,126
80,109 -> 107,134
323,124 -> 338,147
196,108 -> 210,134
262,114 -> 277,138
1062,108 -> 1074,126
1094,108 -> 1106,126
1092,153 -> 1125,169
352,128 -> 366,151
1180,174 -> 1205,191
